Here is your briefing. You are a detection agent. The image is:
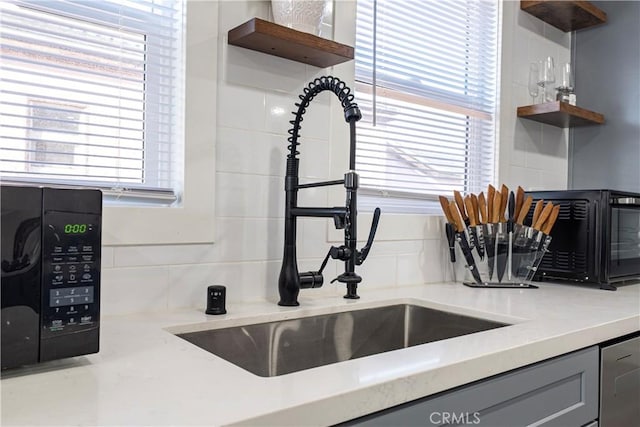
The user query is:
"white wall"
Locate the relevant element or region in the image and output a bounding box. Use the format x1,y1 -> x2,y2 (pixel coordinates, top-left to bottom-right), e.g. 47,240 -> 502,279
100,0 -> 572,316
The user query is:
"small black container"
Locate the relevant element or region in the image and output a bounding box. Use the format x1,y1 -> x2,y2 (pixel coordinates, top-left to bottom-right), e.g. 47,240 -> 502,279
206,285 -> 227,315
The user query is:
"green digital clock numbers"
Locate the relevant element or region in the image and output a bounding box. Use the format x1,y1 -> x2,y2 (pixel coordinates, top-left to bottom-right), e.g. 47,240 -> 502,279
64,224 -> 88,234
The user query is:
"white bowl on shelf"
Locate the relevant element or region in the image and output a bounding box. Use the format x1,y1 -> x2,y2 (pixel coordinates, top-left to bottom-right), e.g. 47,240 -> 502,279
271,0 -> 329,36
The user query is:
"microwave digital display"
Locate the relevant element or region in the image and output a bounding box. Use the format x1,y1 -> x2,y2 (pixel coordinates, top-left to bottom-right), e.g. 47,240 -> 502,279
64,224 -> 89,234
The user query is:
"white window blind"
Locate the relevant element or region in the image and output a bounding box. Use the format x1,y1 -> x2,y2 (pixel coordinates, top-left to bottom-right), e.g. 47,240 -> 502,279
355,0 -> 499,213
0,0 -> 185,204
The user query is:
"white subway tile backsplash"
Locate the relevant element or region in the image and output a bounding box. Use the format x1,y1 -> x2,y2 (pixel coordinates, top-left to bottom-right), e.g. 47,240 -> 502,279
510,166 -> 542,189
539,170 -> 568,190
298,219 -> 332,258
265,93 -> 296,136
396,251 -> 430,286
217,83 -> 266,131
215,172 -> 283,218
365,240 -> 425,256
544,23 -> 571,49
101,266 -> 170,315
168,261 -> 281,309
297,136 -> 331,180
223,37 -> 310,94
99,0 -> 572,314
113,244 -> 218,268
217,0 -> 270,36
355,254 -> 397,290
422,239 -> 450,283
216,128 -> 286,176
516,7 -> 544,36
101,246 -> 115,268
213,218 -> 283,263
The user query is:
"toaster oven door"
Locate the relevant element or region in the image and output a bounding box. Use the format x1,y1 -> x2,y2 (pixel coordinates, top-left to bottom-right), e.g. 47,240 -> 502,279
610,196 -> 640,280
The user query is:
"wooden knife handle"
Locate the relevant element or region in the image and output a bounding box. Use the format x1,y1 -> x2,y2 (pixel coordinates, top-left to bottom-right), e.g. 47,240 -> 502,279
471,194 -> 479,224
515,186 -> 525,220
464,196 -> 477,226
542,205 -> 561,234
499,184 -> 508,222
533,202 -> 554,230
478,192 -> 487,224
449,200 -> 465,233
439,196 -> 455,224
453,190 -> 467,220
487,185 -> 495,223
491,191 -> 502,223
532,200 -> 544,227
516,195 -> 533,225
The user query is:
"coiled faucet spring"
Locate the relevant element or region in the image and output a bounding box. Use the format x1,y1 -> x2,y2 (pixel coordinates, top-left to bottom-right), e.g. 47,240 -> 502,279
278,76 -> 380,306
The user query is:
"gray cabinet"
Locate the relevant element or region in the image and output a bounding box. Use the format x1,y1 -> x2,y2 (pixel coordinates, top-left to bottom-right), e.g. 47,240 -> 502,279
344,346 -> 599,426
600,336 -> 640,427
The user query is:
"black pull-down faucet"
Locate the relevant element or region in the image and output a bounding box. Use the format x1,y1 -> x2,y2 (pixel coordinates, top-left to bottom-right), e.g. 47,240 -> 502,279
278,76 -> 381,306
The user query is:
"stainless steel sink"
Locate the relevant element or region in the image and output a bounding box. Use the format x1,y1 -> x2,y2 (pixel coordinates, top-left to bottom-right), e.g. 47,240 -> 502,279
175,304 -> 508,377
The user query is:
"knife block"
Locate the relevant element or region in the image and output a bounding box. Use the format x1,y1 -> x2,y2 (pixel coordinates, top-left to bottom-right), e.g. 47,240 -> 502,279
452,224 -> 552,288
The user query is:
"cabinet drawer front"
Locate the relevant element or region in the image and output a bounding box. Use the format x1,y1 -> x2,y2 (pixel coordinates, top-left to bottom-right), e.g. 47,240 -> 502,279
345,346 -> 599,427
601,336 -> 640,427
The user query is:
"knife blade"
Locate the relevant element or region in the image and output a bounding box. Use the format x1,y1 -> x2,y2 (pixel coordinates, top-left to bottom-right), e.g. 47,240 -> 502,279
512,195 -> 534,278
465,195 -> 484,260
472,193 -> 486,261
487,190 -> 502,281
521,202 -> 556,281
450,200 -> 483,285
439,196 -> 457,263
530,203 -> 559,254
525,233 -> 553,282
506,191 -> 516,281
477,192 -> 491,272
454,191 -> 478,253
525,205 -> 559,282
496,191 -> 514,282
493,189 -> 508,283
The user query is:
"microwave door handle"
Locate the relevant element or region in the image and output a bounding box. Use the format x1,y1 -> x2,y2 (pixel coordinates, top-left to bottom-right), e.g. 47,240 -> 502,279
611,197 -> 640,207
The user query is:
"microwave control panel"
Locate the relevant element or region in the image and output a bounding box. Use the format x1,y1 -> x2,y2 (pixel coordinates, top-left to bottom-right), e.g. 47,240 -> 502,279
41,211 -> 101,339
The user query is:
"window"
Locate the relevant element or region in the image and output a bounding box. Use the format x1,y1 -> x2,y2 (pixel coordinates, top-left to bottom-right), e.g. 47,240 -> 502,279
355,0 -> 500,213
0,0 -> 185,204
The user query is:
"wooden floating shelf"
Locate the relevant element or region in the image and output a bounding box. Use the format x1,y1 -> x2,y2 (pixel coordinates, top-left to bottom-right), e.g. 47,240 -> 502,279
520,1 -> 607,32
517,102 -> 605,128
227,18 -> 354,68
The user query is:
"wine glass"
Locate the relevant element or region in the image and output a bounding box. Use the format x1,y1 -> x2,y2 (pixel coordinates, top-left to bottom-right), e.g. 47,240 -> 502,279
556,63 -> 574,103
558,63 -> 573,90
528,62 -> 540,104
539,56 -> 556,102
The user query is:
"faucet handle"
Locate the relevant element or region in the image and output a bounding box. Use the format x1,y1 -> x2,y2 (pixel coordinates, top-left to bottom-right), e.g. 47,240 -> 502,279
356,207 -> 381,265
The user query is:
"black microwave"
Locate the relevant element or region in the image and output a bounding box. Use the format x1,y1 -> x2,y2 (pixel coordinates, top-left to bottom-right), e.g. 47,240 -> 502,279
1,185 -> 101,370
526,189 -> 640,290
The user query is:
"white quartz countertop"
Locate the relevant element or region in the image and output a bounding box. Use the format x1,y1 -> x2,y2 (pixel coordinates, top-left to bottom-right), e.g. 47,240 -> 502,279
2,282 -> 639,426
